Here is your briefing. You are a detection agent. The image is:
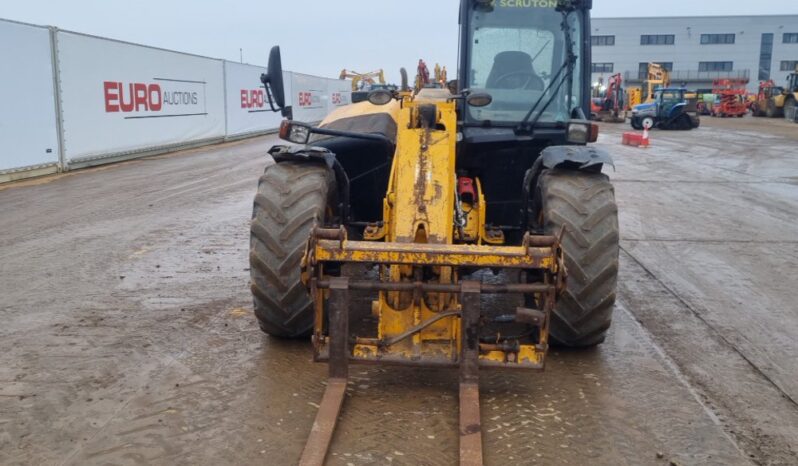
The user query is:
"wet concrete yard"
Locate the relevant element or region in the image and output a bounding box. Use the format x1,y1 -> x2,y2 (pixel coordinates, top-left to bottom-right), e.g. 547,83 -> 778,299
1,117 -> 797,465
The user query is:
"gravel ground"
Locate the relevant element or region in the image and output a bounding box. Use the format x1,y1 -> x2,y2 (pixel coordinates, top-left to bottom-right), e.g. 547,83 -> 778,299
1,116 -> 796,465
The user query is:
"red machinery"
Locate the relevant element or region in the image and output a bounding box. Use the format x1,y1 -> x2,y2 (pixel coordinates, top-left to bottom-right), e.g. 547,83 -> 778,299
591,73 -> 625,123
711,78 -> 748,118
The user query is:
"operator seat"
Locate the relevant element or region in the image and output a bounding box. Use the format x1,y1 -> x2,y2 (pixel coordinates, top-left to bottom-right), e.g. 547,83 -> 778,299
486,51 -> 544,90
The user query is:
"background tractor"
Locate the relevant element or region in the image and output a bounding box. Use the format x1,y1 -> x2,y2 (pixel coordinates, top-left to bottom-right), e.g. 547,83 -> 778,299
630,87 -> 700,130
251,0 -> 617,463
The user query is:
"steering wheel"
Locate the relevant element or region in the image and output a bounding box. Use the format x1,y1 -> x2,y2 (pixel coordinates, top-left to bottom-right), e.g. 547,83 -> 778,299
493,71 -> 536,90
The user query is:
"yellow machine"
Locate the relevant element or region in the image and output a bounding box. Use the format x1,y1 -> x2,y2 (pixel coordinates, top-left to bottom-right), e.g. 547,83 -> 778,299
339,68 -> 386,91
253,1 -> 618,464
627,62 -> 672,108
434,63 -> 449,85
642,63 -> 671,103
752,67 -> 798,119
626,87 -> 642,109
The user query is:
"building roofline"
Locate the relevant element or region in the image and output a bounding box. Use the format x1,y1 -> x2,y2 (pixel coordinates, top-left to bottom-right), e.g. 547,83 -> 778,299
594,14 -> 798,20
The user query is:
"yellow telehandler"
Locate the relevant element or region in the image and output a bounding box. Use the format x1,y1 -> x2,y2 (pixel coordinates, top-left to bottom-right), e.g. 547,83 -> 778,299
252,1 -> 618,463
626,62 -> 671,108
751,67 -> 798,120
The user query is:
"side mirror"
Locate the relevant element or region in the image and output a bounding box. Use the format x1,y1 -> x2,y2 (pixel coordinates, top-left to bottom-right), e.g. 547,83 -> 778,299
260,46 -> 288,115
447,80 -> 459,95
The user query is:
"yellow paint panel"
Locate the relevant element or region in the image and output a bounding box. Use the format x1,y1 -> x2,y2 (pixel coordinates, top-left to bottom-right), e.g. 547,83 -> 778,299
314,239 -> 556,269
319,100 -> 401,127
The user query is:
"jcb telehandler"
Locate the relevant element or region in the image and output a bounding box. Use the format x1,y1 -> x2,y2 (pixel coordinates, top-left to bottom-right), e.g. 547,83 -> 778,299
751,68 -> 798,120
251,1 -> 618,464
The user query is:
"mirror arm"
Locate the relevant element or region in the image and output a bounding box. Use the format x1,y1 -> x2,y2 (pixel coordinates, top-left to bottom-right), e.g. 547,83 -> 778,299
262,77 -> 279,113
262,77 -> 293,120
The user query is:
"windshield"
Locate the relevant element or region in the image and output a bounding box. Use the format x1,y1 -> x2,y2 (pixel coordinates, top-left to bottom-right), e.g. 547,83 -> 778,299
465,4 -> 583,125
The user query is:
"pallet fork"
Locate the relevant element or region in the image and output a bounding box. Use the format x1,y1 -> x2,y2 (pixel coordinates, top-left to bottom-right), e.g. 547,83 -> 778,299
297,229 -> 564,465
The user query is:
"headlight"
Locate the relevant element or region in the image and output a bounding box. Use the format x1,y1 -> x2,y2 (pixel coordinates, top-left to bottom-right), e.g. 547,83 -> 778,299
279,120 -> 311,145
466,92 -> 493,108
566,120 -> 599,144
367,89 -> 394,106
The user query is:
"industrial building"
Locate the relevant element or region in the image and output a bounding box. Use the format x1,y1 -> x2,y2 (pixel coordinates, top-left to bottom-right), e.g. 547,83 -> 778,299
590,15 -> 798,92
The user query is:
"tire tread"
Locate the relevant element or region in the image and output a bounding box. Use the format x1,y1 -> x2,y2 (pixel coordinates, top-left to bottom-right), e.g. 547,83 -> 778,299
249,162 -> 333,338
540,169 -> 620,347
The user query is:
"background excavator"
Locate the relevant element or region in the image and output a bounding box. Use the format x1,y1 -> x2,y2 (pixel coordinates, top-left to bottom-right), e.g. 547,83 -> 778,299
339,68 -> 386,91
591,73 -> 625,122
340,68 -> 396,104
253,1 -> 616,464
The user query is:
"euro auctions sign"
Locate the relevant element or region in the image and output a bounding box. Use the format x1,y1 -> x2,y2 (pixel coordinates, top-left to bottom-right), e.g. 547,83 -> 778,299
240,88 -> 269,111
103,78 -> 207,118
297,90 -> 323,109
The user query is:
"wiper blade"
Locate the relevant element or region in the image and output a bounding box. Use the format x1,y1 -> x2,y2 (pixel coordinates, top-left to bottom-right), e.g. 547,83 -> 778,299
516,58 -> 572,131
530,39 -> 551,64
517,11 -> 577,132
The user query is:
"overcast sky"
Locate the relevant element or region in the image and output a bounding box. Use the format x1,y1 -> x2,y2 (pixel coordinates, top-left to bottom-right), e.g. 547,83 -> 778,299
4,1 -> 797,82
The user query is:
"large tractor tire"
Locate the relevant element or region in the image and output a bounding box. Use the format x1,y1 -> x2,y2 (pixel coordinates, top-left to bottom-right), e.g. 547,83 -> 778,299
538,169 -> 619,347
250,162 -> 335,338
766,100 -> 781,118
784,97 -> 796,122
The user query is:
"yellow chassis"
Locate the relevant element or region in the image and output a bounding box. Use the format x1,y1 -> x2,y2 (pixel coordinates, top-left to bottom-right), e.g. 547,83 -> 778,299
298,92 -> 565,466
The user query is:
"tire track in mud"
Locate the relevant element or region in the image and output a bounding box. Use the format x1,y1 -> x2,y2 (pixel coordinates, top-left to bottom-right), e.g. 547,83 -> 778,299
617,248 -> 798,465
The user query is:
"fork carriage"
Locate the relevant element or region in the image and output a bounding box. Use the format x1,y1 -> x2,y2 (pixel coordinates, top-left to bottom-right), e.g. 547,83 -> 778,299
300,227 -> 565,466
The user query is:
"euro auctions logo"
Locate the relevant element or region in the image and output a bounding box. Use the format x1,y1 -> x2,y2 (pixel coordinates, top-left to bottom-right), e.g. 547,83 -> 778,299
241,89 -> 268,112
104,78 -> 207,119
331,92 -> 349,106
297,91 -> 322,109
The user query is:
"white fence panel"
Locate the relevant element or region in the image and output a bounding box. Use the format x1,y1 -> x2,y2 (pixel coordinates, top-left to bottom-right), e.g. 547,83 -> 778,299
326,78 -> 352,114
224,61 -> 291,137
0,20 -> 60,173
291,72 -> 330,123
0,19 -> 351,183
56,31 -> 226,165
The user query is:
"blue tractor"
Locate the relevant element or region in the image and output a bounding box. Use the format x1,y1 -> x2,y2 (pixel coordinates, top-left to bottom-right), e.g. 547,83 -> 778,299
630,88 -> 700,130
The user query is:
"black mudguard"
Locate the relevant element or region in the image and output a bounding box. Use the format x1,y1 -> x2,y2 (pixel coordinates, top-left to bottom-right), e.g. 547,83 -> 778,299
540,145 -> 615,171
268,145 -> 351,223
521,145 -> 614,231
